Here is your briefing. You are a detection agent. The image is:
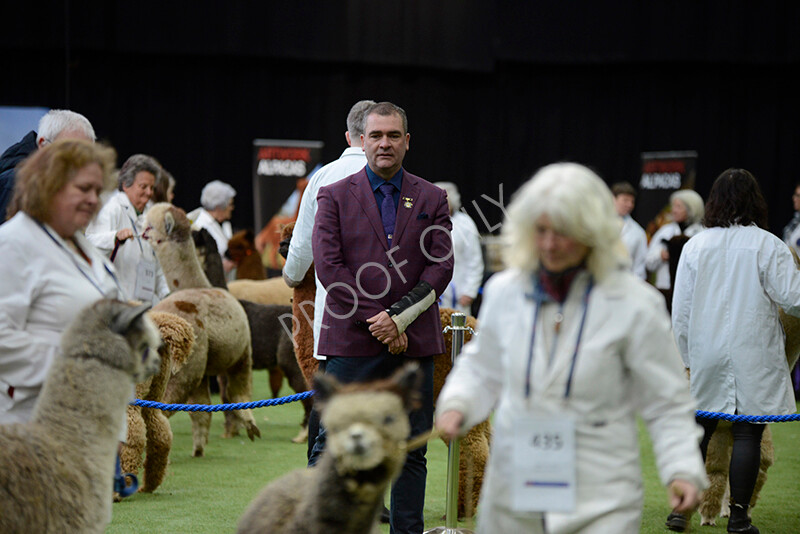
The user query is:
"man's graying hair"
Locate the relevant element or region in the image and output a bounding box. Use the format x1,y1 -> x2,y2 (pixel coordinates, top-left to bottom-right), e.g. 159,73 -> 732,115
363,102 -> 408,134
117,154 -> 162,191
37,110 -> 96,145
346,100 -> 376,138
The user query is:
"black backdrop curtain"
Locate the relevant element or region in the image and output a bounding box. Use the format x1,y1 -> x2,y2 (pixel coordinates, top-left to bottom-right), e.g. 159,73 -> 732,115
2,1 -> 799,233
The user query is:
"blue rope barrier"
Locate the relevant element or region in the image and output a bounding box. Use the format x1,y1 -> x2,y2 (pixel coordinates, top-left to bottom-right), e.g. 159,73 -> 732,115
129,391 -> 798,422
130,390 -> 314,412
696,410 -> 800,423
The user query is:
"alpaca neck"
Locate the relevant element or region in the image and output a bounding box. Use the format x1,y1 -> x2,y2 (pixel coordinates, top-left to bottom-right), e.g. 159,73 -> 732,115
310,453 -> 400,531
157,239 -> 213,291
33,357 -> 130,455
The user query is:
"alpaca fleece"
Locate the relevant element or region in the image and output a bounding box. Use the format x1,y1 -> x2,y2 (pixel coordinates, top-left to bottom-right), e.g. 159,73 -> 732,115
146,203 -> 259,456
0,299 -> 161,534
237,365 -> 423,534
120,310 -> 195,493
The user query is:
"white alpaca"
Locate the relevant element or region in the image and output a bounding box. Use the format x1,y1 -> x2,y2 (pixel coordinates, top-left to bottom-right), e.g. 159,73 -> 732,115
0,299 -> 161,534
145,203 -> 260,455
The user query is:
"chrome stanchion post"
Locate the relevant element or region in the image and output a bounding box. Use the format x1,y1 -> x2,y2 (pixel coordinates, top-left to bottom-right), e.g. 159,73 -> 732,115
424,312 -> 475,534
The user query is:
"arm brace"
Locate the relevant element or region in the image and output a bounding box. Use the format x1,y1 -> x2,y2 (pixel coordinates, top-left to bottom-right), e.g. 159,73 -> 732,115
387,281 -> 436,335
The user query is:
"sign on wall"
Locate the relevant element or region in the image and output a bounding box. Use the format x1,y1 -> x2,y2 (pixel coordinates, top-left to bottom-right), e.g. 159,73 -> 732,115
634,150 -> 698,239
252,139 -> 324,233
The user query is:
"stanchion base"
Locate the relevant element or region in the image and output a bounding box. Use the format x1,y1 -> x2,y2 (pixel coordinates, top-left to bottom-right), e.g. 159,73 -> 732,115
423,528 -> 475,534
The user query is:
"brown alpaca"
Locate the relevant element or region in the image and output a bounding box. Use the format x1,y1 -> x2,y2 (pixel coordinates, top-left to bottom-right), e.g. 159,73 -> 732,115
698,249 -> 800,525
228,229 -> 267,280
435,307 -> 490,520
119,311 -> 194,493
279,221 -> 319,384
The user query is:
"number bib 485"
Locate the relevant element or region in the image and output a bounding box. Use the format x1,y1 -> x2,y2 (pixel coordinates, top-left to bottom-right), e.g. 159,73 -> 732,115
510,415 -> 576,513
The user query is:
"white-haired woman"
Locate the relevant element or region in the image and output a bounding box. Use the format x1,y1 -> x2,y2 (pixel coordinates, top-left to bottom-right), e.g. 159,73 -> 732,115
645,189 -> 705,304
188,180 -> 236,273
435,163 -> 707,533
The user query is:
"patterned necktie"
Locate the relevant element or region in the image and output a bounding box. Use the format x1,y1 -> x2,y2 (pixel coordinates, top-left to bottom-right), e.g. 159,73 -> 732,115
379,182 -> 396,246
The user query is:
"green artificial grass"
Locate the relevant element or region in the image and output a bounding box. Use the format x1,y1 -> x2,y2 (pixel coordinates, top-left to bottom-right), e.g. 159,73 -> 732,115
107,373 -> 799,533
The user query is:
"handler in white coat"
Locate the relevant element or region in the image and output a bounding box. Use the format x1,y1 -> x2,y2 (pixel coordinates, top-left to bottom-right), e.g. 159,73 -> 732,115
434,181 -> 484,315
0,140 -> 124,423
672,168 -> 800,534
436,163 -> 707,534
86,154 -> 169,305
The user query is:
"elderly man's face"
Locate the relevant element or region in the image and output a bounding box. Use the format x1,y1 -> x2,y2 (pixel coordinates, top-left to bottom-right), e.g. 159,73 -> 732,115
123,171 -> 155,213
361,112 -> 410,180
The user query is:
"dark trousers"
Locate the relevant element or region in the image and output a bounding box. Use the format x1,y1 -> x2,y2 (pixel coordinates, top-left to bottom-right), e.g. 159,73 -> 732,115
307,352 -> 434,534
697,416 -> 765,506
306,359 -> 326,460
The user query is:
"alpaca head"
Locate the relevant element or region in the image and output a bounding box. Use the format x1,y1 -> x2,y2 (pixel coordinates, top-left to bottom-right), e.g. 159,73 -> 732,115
315,363 -> 423,476
226,229 -> 257,263
144,203 -> 193,247
61,299 -> 162,383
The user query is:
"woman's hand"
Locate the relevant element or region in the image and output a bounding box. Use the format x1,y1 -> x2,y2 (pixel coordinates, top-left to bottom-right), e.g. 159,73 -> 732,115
116,228 -> 134,242
436,410 -> 465,440
668,478 -> 700,513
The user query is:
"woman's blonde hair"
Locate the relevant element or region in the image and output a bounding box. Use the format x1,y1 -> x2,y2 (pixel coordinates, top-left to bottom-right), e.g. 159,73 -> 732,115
8,138 -> 117,222
502,162 -> 628,280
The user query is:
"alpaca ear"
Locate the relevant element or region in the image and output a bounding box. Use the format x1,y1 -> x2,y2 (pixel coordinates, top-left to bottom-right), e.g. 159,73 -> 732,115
391,362 -> 424,411
312,372 -> 342,410
164,210 -> 176,236
111,302 -> 152,336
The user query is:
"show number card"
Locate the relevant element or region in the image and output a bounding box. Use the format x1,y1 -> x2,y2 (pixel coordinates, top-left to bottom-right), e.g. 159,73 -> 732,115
511,415 -> 576,513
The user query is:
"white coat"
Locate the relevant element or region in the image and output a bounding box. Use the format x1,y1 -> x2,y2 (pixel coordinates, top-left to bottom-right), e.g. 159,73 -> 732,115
786,221 -> 800,257
619,215 -> 647,280
0,212 -> 124,423
672,225 -> 800,415
439,211 -> 484,315
187,207 -> 233,257
283,147 -> 367,359
85,191 -> 169,305
645,221 -> 703,289
437,268 -> 707,534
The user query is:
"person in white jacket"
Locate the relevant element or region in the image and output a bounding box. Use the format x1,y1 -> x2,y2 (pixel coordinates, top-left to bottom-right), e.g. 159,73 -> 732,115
86,154 -> 169,305
672,168 -> 800,534
611,181 -> 647,280
187,180 -> 236,274
434,181 -> 484,316
435,163 -> 707,534
645,189 -> 704,295
282,99 -> 373,463
0,139 -> 124,423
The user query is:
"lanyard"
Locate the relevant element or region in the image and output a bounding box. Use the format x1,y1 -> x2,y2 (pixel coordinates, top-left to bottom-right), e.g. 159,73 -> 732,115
524,275 -> 593,400
37,221 -> 123,298
124,211 -> 145,254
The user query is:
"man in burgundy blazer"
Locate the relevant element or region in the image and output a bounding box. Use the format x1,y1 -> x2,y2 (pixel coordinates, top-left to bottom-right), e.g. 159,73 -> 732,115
311,102 -> 453,534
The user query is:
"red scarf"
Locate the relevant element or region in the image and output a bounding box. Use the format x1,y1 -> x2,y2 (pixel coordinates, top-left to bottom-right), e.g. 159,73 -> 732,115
537,265 -> 584,303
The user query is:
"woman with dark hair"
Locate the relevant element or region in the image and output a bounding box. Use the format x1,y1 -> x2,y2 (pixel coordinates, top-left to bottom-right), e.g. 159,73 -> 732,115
671,168 -> 800,533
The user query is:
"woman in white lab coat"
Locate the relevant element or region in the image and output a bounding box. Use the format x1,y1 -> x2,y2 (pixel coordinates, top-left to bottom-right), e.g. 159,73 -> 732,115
435,163 -> 707,534
645,189 -> 705,295
85,154 -> 169,305
0,139 -> 124,423
672,168 -> 800,534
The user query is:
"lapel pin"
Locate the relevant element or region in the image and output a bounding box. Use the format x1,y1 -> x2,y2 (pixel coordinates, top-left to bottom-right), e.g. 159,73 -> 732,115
402,196 -> 414,208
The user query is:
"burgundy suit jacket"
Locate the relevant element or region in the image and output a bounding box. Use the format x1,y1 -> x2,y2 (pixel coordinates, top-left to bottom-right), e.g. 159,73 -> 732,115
312,167 -> 454,357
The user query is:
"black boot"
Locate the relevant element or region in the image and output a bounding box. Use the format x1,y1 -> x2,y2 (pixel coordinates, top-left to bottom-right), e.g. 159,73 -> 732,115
727,502 -> 759,533
665,511 -> 689,532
